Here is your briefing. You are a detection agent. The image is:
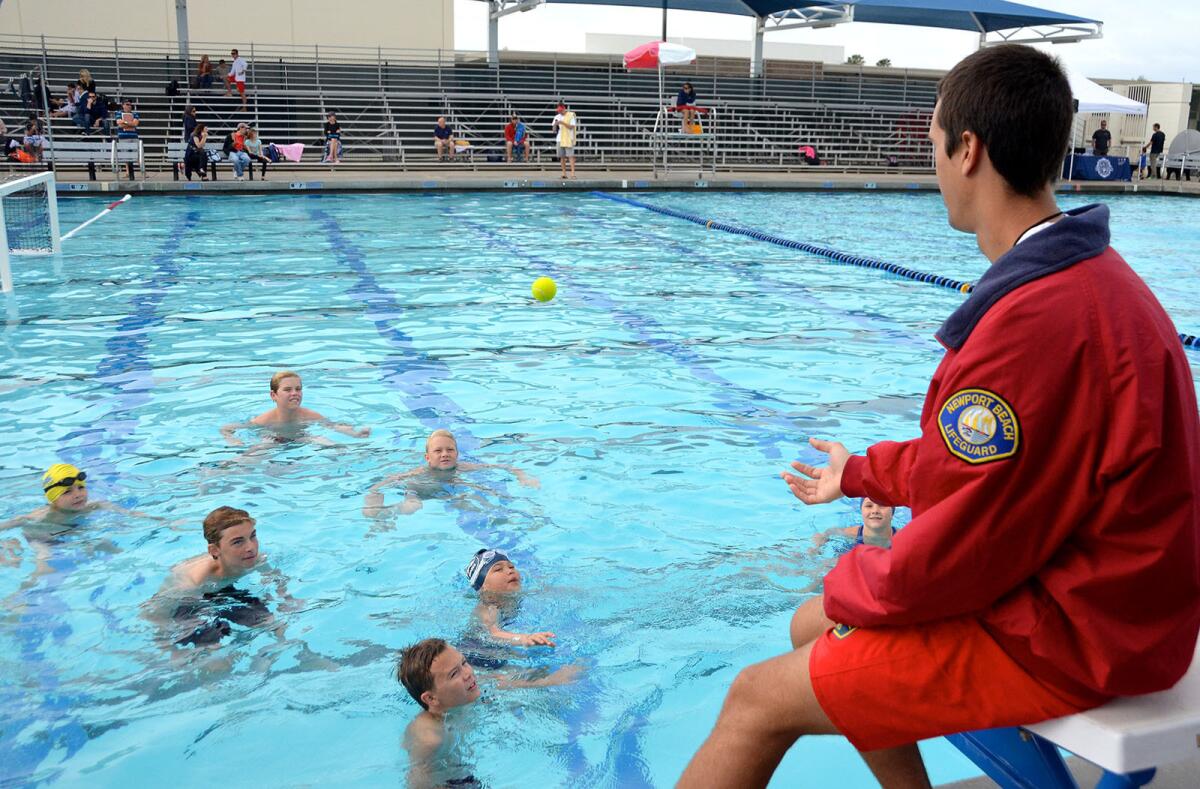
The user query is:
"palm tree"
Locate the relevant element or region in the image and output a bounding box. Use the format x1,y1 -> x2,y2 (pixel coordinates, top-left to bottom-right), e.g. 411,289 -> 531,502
876,58 -> 892,68
846,54 -> 865,65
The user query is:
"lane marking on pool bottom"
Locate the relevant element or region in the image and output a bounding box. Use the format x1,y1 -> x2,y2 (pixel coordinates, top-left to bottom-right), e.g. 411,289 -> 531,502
443,201 -> 693,784
595,192 -> 1200,352
4,209 -> 203,785
310,204 -> 610,780
446,206 -> 835,462
309,205 -> 535,560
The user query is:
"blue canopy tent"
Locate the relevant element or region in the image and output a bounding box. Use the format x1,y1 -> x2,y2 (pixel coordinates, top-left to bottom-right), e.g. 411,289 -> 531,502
478,1 -> 1101,73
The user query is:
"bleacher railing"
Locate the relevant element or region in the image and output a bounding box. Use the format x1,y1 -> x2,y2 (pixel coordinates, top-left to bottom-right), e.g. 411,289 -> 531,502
1,33 -> 938,174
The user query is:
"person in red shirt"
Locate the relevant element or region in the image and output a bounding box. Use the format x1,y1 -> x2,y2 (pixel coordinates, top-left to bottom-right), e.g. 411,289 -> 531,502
679,44 -> 1200,789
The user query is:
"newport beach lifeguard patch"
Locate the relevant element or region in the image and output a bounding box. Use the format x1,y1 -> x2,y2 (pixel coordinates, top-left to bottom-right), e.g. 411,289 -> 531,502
937,388 -> 1020,464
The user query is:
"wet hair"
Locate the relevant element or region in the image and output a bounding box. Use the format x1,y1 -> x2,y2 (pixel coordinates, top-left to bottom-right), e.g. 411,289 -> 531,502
936,44 -> 1072,197
425,428 -> 457,451
398,638 -> 449,709
860,497 -> 895,513
269,370 -> 300,392
202,506 -> 255,545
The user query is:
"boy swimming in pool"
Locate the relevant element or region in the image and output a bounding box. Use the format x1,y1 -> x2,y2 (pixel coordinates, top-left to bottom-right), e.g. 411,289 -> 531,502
466,548 -> 556,647
220,370 -> 371,447
0,463 -> 161,566
362,429 -> 539,519
150,505 -> 290,648
398,638 -> 582,789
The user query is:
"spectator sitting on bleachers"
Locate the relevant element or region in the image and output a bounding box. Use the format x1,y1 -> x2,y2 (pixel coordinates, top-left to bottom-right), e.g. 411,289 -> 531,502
504,113 -> 531,163
185,122 -> 209,181
434,116 -> 454,161
195,55 -> 214,90
215,59 -> 230,87
676,82 -> 697,132
223,122 -> 251,181
798,145 -> 820,166
244,127 -> 271,179
51,83 -> 80,119
22,119 -> 45,162
116,100 -> 140,139
82,90 -> 109,133
0,119 -> 22,160
182,105 -> 198,141
323,112 -> 342,164
504,114 -> 518,163
77,69 -> 96,96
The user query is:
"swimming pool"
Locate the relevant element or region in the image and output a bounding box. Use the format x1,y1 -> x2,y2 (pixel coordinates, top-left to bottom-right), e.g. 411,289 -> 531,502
2,190 -> 1197,787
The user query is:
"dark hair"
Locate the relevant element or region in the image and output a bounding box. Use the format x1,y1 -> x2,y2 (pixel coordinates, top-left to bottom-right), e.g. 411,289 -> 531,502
194,122 -> 207,135
398,638 -> 449,709
936,44 -> 1072,197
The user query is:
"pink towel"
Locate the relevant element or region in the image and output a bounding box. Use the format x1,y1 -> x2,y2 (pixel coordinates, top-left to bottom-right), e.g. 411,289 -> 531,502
276,143 -> 305,163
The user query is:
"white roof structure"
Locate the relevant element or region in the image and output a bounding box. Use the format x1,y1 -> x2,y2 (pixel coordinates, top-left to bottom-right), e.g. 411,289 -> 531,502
1066,69 -> 1148,115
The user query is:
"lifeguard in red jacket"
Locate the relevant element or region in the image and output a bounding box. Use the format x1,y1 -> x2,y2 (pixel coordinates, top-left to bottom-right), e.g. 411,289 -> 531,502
680,44 -> 1200,789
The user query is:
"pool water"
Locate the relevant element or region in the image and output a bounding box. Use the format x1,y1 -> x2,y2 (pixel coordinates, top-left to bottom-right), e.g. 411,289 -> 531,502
1,190 -> 1197,787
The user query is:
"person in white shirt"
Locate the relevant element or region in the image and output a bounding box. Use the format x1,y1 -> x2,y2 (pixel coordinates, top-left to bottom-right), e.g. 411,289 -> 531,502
225,48 -> 249,110
551,102 -> 577,179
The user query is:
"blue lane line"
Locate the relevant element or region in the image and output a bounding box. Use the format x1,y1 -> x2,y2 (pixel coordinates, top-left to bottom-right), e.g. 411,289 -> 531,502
2,210 -> 201,786
597,192 -> 1200,353
446,206 -> 833,462
594,191 -> 976,294
570,198 -> 935,356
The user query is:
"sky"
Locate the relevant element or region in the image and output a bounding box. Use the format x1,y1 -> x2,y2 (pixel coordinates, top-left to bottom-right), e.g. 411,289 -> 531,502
453,0 -> 1195,83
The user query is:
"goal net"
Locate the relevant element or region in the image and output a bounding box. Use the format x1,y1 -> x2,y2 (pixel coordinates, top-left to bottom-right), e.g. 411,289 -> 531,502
0,171 -> 61,292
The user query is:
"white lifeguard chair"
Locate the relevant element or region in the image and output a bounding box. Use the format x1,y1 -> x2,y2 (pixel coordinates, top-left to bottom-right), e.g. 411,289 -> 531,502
949,643 -> 1200,788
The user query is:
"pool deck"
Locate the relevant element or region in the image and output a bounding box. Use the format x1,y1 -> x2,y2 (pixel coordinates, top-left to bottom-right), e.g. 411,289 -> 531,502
50,168 -> 1200,197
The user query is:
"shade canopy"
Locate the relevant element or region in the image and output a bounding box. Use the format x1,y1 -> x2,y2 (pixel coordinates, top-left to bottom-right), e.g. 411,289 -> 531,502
624,40 -> 698,69
1167,130 -> 1200,158
540,0 -> 1098,33
1066,69 -> 1147,115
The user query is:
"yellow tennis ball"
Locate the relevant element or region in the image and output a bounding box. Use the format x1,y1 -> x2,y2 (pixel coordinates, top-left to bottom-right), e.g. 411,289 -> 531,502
531,276 -> 557,302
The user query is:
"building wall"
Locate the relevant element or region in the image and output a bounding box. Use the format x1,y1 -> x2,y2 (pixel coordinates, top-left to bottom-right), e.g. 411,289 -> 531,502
0,0 -> 454,51
585,33 -> 844,65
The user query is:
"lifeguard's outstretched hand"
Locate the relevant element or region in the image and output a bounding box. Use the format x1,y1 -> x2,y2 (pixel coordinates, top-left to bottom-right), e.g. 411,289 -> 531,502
781,438 -> 850,505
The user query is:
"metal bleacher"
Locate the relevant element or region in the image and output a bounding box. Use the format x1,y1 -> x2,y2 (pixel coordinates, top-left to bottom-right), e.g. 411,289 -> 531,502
0,34 -> 938,177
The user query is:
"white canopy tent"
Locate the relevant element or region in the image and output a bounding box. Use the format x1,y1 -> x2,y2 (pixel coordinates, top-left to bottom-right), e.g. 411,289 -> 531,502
1063,68 -> 1147,180
1066,70 -> 1148,115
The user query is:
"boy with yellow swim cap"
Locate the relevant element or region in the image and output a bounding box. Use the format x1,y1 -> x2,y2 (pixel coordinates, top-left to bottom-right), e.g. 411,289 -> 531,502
0,463 -> 161,565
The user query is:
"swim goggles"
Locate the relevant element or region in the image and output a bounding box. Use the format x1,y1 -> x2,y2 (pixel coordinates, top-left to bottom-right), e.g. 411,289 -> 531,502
44,470 -> 87,492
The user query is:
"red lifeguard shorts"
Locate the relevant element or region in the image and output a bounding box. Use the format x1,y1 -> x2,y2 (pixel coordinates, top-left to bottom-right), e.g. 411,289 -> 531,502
808,615 -> 1107,751
227,76 -> 245,95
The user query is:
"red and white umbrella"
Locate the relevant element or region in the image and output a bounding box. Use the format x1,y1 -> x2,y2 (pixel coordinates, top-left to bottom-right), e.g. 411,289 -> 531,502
622,41 -> 696,70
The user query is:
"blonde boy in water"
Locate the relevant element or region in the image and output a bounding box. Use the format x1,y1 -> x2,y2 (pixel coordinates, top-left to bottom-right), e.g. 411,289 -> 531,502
362,429 -> 538,518
220,370 -> 371,447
